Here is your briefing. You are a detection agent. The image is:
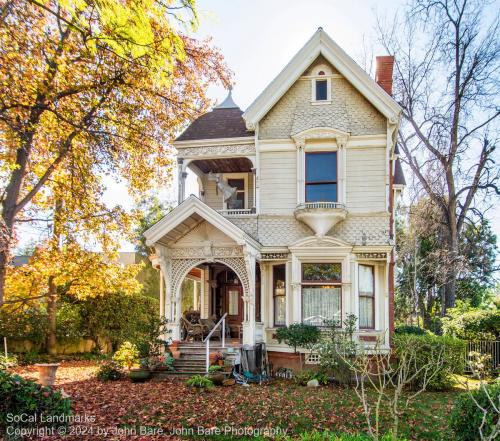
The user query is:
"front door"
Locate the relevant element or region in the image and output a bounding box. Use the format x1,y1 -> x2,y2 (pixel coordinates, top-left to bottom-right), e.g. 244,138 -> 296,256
224,284 -> 243,338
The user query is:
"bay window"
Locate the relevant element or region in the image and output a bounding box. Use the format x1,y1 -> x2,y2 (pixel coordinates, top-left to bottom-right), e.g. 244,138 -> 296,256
273,264 -> 286,327
302,263 -> 342,326
305,152 -> 337,202
358,264 -> 375,329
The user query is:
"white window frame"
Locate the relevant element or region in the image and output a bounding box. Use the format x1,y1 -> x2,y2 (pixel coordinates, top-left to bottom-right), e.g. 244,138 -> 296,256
299,143 -> 345,205
310,64 -> 332,104
222,172 -> 248,210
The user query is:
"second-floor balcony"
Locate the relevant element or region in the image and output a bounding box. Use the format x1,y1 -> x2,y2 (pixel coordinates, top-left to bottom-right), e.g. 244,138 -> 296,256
177,154 -> 256,217
294,201 -> 347,237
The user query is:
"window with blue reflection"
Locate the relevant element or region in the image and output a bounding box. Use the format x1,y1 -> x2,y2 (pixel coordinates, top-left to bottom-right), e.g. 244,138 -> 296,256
305,152 -> 337,202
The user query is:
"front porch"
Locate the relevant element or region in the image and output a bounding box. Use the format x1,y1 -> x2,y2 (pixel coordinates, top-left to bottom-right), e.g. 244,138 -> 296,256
144,196 -> 264,347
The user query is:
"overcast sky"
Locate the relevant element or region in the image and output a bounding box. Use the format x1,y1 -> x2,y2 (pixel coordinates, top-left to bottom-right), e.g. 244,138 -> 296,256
18,0 -> 499,252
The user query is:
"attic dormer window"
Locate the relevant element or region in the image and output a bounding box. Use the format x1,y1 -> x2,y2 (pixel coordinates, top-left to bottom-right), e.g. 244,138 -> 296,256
315,80 -> 328,101
311,65 -> 331,104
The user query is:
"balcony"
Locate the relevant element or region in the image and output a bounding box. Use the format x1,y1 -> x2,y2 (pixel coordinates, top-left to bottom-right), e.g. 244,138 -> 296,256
294,202 -> 347,237
217,208 -> 255,216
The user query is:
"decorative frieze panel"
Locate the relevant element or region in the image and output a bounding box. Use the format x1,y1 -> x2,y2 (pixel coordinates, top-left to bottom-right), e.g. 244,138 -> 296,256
355,252 -> 388,260
260,252 -> 290,260
169,245 -> 244,259
177,143 -> 255,158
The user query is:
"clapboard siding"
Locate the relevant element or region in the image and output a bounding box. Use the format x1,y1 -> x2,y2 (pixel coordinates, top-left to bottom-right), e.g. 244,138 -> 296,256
201,172 -> 254,211
260,151 -> 297,214
346,148 -> 386,212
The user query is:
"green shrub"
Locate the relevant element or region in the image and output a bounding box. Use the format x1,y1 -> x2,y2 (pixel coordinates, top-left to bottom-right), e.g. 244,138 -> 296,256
0,370 -> 71,430
316,315 -> 357,386
275,323 -> 321,353
112,341 -> 139,370
208,365 -> 223,373
185,374 -> 214,389
0,354 -> 18,370
449,382 -> 500,441
394,325 -> 428,336
0,308 -> 48,345
442,302 -> 500,340
293,369 -> 329,386
96,360 -> 123,381
393,334 -> 466,390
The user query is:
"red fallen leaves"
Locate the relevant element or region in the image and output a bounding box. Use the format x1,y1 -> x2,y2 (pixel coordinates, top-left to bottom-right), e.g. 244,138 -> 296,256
11,362 -> 455,441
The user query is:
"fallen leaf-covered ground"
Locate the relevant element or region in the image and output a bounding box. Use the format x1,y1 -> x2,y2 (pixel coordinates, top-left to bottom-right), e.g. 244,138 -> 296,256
11,362 -> 458,441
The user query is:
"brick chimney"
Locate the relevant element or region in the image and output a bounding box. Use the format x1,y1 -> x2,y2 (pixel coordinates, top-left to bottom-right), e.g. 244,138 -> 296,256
375,55 -> 395,96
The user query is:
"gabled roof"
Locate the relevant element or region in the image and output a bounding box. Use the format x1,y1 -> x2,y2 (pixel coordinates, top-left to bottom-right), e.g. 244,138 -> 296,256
175,91 -> 254,142
143,196 -> 261,249
243,28 -> 402,129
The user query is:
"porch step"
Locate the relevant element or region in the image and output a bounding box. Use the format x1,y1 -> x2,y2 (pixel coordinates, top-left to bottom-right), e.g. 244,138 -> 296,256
168,341 -> 241,376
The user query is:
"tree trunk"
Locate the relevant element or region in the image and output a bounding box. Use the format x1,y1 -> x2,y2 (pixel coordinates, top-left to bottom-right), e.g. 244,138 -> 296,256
46,198 -> 63,355
47,275 -> 57,355
443,221 -> 459,312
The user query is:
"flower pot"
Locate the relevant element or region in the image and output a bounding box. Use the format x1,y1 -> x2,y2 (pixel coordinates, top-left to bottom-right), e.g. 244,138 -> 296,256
35,363 -> 60,387
129,369 -> 151,383
208,373 -> 225,386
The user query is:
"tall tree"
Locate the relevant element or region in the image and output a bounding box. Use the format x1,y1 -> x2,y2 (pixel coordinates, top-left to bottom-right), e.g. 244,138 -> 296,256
396,198 -> 498,329
0,0 -> 230,304
378,0 -> 500,311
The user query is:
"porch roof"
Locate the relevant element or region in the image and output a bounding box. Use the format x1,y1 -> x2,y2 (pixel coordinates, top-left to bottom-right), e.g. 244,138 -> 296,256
143,196 -> 261,250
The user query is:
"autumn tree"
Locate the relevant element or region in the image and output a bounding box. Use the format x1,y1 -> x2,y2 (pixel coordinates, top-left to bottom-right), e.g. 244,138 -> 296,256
378,0 -> 500,311
0,0 -> 230,304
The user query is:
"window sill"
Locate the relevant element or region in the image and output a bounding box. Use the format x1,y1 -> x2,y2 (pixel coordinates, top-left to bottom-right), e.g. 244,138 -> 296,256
311,100 -> 331,105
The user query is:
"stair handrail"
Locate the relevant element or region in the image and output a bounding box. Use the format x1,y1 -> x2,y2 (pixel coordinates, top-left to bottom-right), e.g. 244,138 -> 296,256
204,313 -> 227,373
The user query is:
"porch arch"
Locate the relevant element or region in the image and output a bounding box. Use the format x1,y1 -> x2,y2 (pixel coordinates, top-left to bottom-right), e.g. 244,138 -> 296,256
171,257 -> 251,310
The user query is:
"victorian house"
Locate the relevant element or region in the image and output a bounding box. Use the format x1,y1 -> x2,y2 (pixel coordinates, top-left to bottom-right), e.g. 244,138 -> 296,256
144,28 -> 405,369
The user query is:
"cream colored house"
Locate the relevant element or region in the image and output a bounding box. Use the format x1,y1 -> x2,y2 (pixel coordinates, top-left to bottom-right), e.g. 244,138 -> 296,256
144,28 -> 405,364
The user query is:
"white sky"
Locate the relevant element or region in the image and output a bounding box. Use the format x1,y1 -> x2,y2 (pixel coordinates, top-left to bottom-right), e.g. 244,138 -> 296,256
18,0 -> 499,253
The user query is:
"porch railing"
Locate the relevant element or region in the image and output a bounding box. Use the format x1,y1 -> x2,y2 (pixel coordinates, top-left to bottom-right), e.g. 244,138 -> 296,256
296,202 -> 346,210
204,313 -> 227,373
217,208 -> 253,216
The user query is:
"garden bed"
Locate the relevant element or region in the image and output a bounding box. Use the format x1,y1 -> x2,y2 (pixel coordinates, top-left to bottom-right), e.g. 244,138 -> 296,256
9,361 -> 460,440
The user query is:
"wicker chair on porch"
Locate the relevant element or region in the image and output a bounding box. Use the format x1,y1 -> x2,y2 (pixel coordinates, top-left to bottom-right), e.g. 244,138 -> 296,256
200,315 -> 222,341
180,316 -> 205,341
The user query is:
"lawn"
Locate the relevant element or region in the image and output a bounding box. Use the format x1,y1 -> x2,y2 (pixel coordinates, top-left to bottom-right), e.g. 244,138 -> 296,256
13,362 -> 459,441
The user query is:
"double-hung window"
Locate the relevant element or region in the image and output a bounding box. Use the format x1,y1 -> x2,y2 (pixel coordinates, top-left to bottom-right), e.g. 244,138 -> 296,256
302,263 -> 342,326
305,152 -> 337,202
273,264 -> 286,327
227,178 -> 245,209
358,264 -> 375,329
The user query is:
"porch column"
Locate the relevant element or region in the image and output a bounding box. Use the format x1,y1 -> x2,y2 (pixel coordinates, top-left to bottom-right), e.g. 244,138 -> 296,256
159,270 -> 164,318
193,280 -> 198,310
177,158 -> 188,204
242,253 -> 256,346
251,167 -> 257,212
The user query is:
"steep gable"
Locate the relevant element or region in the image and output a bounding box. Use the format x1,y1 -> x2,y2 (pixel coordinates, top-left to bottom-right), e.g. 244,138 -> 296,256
259,55 -> 386,139
243,28 -> 401,131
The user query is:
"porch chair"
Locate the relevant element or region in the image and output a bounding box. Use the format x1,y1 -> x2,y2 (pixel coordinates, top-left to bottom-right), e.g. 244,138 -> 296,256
200,315 -> 222,341
180,316 -> 205,341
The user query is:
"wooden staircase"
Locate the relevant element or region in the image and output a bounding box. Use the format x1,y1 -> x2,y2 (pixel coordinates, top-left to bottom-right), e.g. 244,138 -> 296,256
152,340 -> 241,378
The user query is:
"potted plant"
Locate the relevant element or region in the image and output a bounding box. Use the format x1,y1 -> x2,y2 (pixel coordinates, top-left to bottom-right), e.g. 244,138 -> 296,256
207,365 -> 225,385
129,368 -> 151,382
209,351 -> 225,367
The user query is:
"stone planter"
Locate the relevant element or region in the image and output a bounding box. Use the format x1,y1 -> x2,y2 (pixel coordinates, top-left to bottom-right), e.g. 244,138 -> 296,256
208,373 -> 225,386
129,369 -> 151,383
35,363 -> 60,387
